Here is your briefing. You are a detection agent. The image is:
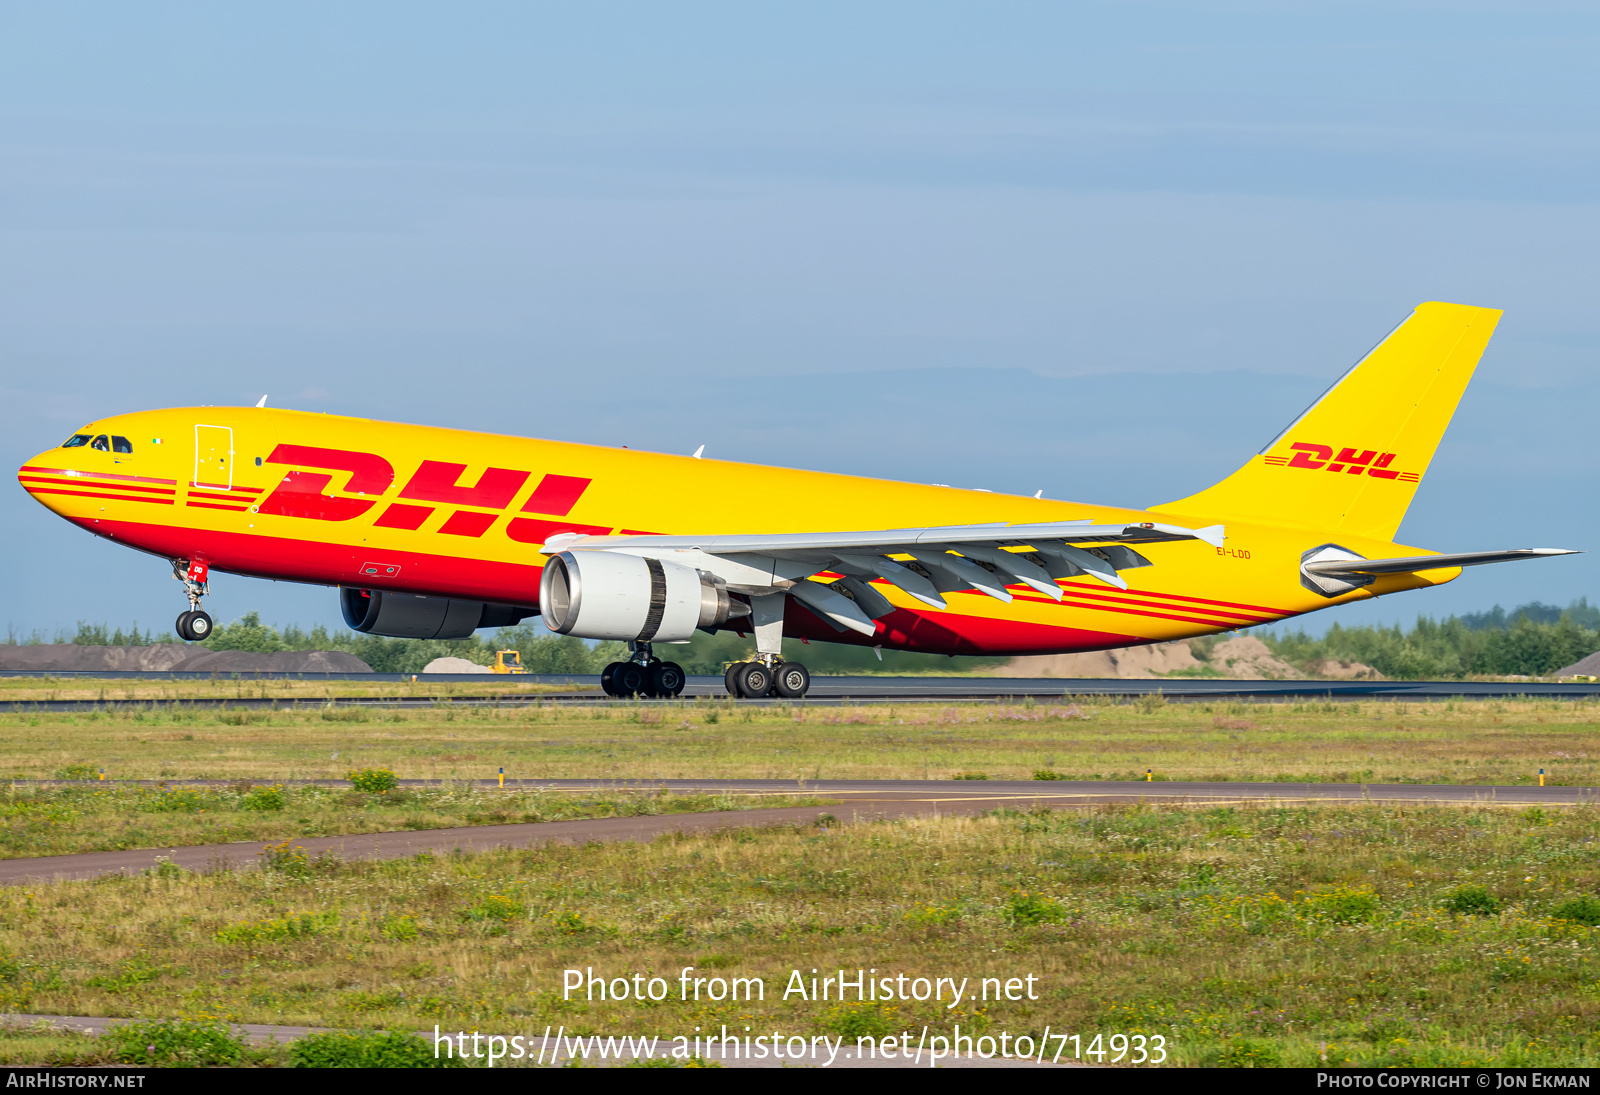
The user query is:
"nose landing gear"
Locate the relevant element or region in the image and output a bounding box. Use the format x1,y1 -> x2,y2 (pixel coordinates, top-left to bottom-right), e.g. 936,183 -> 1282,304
172,559 -> 213,642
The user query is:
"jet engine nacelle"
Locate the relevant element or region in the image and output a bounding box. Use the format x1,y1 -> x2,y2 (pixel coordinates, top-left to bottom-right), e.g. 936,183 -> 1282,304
540,550 -> 746,642
340,588 -> 535,640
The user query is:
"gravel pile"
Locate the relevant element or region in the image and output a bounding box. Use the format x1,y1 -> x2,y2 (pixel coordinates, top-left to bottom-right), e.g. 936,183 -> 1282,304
0,644 -> 372,673
422,656 -> 491,674
1557,650 -> 1600,677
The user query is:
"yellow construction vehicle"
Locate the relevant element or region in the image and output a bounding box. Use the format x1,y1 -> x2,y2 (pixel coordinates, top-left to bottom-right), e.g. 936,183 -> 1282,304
491,649 -> 529,674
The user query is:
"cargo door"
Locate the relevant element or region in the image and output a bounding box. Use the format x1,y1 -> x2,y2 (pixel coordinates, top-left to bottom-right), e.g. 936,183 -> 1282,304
194,424 -> 233,489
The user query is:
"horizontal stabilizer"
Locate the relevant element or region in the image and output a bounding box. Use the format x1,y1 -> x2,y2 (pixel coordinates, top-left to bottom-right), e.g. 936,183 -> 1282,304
1303,547 -> 1580,578
1300,545 -> 1579,598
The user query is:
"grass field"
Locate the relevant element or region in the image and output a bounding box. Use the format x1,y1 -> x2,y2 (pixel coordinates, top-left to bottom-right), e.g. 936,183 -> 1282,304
0,784 -> 822,860
0,690 -> 1595,786
0,801 -> 1595,1067
0,684 -> 1595,1067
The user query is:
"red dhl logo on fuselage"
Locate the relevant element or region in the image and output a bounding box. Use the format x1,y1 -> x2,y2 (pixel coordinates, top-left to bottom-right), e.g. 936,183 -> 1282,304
251,444 -> 615,543
1262,443 -> 1420,483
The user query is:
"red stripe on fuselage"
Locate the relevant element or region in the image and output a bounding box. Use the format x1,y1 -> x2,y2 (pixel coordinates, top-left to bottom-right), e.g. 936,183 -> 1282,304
25,486 -> 174,505
1044,585 -> 1280,624
187,490 -> 258,503
189,483 -> 262,494
21,475 -> 175,497
1057,580 -> 1286,616
20,466 -> 177,486
1014,591 -> 1253,629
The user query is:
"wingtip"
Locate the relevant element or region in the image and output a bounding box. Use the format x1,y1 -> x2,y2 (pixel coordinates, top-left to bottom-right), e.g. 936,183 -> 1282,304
1194,524 -> 1226,549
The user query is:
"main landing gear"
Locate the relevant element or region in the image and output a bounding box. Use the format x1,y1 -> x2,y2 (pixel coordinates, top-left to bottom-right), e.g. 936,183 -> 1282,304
171,559 -> 213,642
719,591 -> 813,699
601,642 -> 686,698
724,657 -> 810,699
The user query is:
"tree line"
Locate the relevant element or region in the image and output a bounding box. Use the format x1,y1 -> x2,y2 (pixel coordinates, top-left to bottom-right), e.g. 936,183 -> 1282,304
1258,599 -> 1600,679
55,613 -> 1003,676
34,596 -> 1600,678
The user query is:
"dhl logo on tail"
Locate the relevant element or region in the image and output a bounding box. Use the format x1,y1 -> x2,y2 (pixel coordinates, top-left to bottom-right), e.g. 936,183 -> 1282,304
1263,444 -> 1420,482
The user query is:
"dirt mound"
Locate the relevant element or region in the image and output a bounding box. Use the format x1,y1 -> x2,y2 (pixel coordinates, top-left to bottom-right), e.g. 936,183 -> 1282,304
991,642 -> 1204,679
172,650 -> 371,674
423,657 -> 491,674
1557,650 -> 1600,677
1204,636 -> 1302,680
1313,657 -> 1383,680
0,644 -> 371,674
990,635 -> 1307,680
0,643 -> 194,671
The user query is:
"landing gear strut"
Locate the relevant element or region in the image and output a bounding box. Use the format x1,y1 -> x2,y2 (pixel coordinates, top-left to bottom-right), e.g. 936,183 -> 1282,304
601,642 -> 686,698
171,559 -> 213,642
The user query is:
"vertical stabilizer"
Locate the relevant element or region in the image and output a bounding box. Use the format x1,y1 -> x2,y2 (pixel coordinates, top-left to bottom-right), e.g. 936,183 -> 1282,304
1154,301 -> 1500,541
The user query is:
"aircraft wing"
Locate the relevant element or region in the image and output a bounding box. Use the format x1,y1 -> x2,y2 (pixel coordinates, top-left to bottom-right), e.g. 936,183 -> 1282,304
546,519 -> 1225,636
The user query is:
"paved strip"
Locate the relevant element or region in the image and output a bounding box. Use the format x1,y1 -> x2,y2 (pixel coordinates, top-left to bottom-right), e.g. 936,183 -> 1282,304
528,778 -> 1600,803
0,778 -> 1588,886
11,777 -> 1594,804
5,673 -> 1599,709
2,1013 -> 325,1045
0,1014 -> 1064,1067
0,806 -> 846,885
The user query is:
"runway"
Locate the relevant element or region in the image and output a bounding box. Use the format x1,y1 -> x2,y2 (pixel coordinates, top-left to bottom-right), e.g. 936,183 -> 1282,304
4,673 -> 1598,712
0,777 -> 1588,886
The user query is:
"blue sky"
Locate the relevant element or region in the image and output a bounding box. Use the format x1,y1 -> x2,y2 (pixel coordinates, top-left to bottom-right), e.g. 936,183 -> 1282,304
3,3 -> 1597,639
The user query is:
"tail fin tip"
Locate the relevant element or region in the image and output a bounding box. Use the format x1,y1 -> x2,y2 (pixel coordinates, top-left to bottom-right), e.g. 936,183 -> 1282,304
1155,301 -> 1501,541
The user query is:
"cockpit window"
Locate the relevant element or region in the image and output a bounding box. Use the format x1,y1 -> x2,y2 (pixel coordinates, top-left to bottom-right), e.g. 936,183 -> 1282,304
61,434 -> 91,448
111,436 -> 133,454
90,435 -> 110,451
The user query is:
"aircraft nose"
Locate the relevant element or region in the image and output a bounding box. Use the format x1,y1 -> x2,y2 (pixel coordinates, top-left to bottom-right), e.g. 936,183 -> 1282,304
18,451 -> 65,513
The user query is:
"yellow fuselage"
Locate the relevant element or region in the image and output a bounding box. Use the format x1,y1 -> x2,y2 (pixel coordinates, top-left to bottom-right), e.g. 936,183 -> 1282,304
19,406 -> 1454,655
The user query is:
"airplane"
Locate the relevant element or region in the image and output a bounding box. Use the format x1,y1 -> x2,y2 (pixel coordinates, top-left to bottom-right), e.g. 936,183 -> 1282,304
16,301 -> 1578,699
